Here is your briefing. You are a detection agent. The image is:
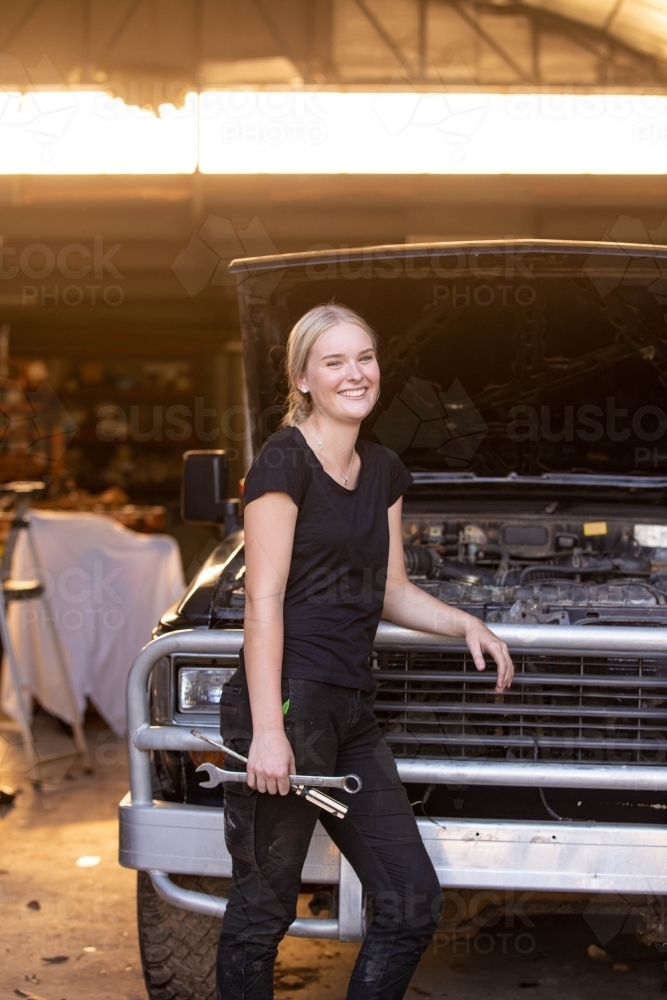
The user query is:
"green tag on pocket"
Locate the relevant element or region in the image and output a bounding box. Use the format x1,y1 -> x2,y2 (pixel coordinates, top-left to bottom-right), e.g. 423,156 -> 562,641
282,699 -> 290,716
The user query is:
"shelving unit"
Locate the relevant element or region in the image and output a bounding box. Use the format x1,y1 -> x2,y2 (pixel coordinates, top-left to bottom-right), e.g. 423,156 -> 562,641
4,355 -> 209,502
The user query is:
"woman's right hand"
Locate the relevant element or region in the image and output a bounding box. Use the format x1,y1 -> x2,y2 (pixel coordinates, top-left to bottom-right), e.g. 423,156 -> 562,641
247,729 -> 295,796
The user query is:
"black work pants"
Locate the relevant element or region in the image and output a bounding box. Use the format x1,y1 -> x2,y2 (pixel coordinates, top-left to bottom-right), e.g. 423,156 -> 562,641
216,669 -> 442,1000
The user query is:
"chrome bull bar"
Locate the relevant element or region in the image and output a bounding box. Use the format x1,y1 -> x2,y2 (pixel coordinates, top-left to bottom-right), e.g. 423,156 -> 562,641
122,622 -> 667,939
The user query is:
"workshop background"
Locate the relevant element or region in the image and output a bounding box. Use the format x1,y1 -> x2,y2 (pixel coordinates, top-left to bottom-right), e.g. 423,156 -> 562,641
2,3 -> 667,999
1,0 -> 666,539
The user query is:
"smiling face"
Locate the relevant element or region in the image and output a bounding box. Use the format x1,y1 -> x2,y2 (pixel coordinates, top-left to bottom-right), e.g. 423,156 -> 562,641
297,321 -> 380,425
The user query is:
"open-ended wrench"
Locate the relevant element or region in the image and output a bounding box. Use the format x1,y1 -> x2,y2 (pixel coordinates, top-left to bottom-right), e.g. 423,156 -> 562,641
191,730 -> 362,819
195,761 -> 362,794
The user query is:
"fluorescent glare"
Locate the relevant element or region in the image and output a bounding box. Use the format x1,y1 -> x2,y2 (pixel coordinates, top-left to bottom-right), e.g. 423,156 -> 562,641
0,89 -> 666,174
0,91 -> 198,174
199,91 -> 667,174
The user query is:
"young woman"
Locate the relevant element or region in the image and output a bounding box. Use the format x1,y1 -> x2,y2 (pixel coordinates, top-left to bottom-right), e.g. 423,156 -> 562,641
217,303 -> 514,1000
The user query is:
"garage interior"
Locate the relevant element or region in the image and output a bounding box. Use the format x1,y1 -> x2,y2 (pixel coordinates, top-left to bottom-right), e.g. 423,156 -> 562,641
1,0 -> 667,528
2,173 -> 665,527
2,3 -> 667,999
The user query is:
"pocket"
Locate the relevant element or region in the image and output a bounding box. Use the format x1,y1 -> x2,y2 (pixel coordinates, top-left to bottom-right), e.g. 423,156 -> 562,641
281,677 -> 301,750
223,782 -> 258,868
219,671 -> 252,750
281,676 -> 292,721
284,679 -> 337,774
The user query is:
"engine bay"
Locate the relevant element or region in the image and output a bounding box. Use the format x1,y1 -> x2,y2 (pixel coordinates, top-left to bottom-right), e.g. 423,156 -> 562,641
402,509 -> 667,626
205,505 -> 667,628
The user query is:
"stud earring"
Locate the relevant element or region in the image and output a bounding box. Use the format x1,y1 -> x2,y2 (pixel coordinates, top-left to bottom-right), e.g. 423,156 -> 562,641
301,387 -> 308,393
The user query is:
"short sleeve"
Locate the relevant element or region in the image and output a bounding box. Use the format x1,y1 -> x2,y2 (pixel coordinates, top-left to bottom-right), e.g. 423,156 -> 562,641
243,431 -> 308,508
386,449 -> 414,507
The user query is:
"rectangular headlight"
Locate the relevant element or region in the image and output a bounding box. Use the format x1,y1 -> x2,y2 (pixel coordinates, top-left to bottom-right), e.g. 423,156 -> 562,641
178,666 -> 236,713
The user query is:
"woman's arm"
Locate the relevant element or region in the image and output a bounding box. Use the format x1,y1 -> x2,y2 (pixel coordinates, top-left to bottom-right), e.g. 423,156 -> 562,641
382,498 -> 514,692
243,491 -> 299,795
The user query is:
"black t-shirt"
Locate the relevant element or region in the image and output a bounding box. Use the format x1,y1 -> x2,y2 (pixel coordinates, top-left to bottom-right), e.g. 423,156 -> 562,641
240,424 -> 413,691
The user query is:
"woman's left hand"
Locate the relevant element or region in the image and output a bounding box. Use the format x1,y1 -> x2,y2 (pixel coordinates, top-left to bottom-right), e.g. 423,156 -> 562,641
464,617 -> 514,693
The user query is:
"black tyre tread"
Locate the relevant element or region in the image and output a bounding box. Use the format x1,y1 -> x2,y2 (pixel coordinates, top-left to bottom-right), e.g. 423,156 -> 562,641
137,870 -> 230,1000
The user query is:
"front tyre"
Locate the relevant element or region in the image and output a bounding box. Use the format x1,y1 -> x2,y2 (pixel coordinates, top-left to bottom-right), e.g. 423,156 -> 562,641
137,871 -> 230,1000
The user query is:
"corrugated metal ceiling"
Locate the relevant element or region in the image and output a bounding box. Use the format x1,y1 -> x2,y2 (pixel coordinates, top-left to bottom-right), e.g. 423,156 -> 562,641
0,0 -> 666,94
523,0 -> 667,61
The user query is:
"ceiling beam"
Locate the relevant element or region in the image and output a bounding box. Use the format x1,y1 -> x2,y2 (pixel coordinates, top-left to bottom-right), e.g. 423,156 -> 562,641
0,0 -> 44,51
353,0 -> 411,72
248,0 -> 312,81
447,0 -> 532,82
0,0 -> 665,91
100,0 -> 144,60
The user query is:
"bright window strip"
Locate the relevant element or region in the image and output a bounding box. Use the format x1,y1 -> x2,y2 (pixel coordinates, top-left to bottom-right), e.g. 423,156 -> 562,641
198,91 -> 667,175
0,90 -> 199,174
0,90 -> 666,174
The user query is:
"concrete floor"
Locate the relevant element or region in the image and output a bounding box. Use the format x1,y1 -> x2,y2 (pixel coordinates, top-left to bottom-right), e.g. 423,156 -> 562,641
1,710 -> 666,1000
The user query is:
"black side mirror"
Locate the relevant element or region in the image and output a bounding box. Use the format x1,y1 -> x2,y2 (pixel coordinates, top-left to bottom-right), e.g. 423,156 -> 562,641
181,450 -> 241,533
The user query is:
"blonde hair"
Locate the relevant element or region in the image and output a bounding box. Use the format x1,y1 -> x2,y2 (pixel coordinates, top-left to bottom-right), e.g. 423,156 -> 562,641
279,303 -> 378,428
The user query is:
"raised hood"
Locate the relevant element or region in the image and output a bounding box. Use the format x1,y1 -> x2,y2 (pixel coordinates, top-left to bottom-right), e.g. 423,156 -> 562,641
231,240 -> 667,488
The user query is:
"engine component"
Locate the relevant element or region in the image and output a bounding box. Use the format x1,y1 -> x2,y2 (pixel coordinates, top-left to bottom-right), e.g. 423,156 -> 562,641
460,524 -> 487,564
436,560 -> 495,586
403,543 -> 437,577
403,545 -> 494,585
519,553 -> 652,585
635,524 -> 667,548
502,524 -> 548,547
520,565 -> 575,585
426,524 -> 444,543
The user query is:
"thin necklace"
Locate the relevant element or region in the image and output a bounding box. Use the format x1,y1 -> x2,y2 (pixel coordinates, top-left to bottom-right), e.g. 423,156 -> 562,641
306,418 -> 356,485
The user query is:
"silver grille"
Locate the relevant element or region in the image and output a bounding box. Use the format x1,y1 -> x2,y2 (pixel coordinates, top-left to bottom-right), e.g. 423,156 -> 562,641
373,651 -> 667,764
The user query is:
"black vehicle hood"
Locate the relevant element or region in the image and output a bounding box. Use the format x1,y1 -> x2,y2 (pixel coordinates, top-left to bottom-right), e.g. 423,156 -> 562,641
231,239 -> 667,495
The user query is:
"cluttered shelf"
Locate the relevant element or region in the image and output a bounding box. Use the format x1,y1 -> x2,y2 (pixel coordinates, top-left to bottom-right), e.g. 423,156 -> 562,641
0,353 -> 205,500
73,431 -> 200,448
60,388 -> 196,403
32,485 -> 167,532
0,486 -> 167,551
